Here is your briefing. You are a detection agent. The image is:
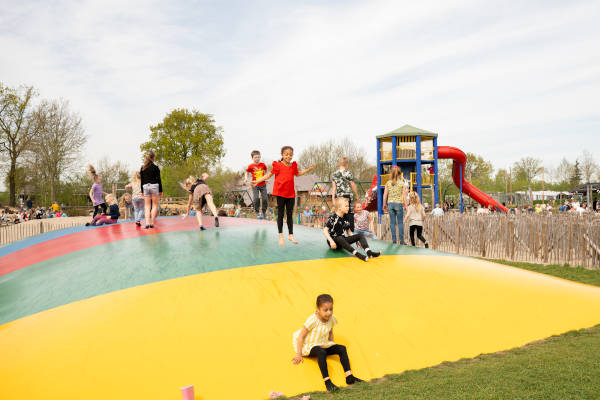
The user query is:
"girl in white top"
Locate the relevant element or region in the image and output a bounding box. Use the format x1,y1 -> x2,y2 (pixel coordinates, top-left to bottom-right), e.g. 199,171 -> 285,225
292,294 -> 363,392
125,171 -> 144,226
403,191 -> 429,248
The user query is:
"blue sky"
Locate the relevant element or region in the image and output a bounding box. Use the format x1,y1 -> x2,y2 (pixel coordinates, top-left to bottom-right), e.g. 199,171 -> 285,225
1,0 -> 599,180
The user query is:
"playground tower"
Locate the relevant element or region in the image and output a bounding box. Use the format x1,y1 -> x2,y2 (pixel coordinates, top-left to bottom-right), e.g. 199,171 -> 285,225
376,125 -> 439,219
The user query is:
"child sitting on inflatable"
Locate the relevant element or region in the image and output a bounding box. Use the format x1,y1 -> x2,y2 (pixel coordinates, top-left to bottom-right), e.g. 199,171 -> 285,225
323,197 -> 380,261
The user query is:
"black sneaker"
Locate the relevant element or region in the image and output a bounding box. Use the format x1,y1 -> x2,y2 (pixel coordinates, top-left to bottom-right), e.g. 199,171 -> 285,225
199,226 -> 206,231
135,221 -> 141,226
346,375 -> 364,385
425,243 -> 429,248
144,225 -> 150,229
367,250 -> 381,258
325,380 -> 339,392
85,222 -> 91,226
214,217 -> 219,227
355,253 -> 368,262
149,224 -> 154,228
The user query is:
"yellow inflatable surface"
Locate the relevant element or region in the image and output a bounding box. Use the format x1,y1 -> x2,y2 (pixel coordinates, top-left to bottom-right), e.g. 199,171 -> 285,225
2,254 -> 600,399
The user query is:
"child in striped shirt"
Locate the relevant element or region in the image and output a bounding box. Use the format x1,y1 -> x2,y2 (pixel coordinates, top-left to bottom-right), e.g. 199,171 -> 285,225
292,294 -> 363,392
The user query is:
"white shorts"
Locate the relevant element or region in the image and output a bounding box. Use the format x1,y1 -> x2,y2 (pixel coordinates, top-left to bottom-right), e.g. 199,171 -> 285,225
142,183 -> 160,196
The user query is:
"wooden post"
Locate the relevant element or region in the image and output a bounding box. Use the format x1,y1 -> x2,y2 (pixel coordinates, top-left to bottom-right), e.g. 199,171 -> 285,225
542,221 -> 548,263
567,220 -> 572,265
455,216 -> 460,254
480,219 -> 486,257
510,220 -> 515,260
433,219 -> 438,250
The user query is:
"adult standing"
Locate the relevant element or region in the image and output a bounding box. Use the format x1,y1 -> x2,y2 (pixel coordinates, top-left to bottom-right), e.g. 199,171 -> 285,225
140,150 -> 162,229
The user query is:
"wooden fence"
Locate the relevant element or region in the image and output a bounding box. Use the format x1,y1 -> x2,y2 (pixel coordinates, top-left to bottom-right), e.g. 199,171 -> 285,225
298,213 -> 600,269
0,217 -> 88,246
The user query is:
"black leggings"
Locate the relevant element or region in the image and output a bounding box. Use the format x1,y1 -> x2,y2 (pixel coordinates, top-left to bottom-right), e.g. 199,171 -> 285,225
93,203 -> 107,217
309,344 -> 351,379
409,225 -> 427,246
331,233 -> 368,253
276,196 -> 294,234
341,195 -> 355,232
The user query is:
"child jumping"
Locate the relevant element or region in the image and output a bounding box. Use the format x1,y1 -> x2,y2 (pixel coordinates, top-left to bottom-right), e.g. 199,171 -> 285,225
252,146 -> 314,246
403,191 -> 429,248
244,150 -> 268,218
292,294 -> 363,392
181,173 -> 219,230
331,157 -> 359,232
87,165 -> 107,217
324,198 -> 380,261
86,194 -> 120,226
125,171 -> 144,226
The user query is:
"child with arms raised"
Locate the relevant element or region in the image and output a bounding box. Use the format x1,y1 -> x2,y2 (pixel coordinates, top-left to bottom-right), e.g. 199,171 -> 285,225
252,146 -> 314,246
292,294 -> 363,392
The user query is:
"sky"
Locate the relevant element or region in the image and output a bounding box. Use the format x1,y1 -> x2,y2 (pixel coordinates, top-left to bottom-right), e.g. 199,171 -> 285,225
1,0 -> 599,181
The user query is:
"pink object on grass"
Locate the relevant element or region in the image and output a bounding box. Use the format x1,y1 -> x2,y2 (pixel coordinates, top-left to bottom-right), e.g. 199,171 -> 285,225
269,390 -> 285,399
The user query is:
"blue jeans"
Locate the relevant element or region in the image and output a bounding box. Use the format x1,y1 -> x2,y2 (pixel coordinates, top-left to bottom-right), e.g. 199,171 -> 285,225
133,197 -> 145,222
252,185 -> 268,213
388,202 -> 404,243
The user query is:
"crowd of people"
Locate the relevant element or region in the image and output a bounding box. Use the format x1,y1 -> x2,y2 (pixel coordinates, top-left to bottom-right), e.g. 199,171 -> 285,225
0,201 -> 68,225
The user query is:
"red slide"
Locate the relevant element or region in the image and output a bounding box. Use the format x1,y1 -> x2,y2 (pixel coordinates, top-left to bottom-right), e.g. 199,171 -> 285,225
362,174 -> 378,211
438,146 -> 508,213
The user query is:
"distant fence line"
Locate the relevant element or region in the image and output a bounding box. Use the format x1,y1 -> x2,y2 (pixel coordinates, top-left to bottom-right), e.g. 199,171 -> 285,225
298,213 -> 600,269
0,218 -> 87,246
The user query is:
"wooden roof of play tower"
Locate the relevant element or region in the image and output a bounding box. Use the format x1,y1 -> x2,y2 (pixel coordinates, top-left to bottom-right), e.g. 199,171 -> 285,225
376,124 -> 438,139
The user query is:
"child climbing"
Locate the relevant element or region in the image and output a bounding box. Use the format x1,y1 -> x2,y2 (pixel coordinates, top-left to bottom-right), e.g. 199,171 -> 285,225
86,194 -> 120,226
244,150 -> 268,219
252,146 -> 314,246
87,165 -> 107,217
323,198 -> 380,261
331,157 -> 359,232
125,171 -> 144,226
180,173 -> 219,230
403,191 -> 429,248
140,150 -> 162,229
292,294 -> 363,392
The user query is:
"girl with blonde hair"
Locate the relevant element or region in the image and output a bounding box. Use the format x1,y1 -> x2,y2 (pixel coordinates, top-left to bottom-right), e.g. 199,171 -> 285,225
86,193 -> 121,226
403,191 -> 428,248
181,173 -> 219,230
140,151 -> 162,229
383,166 -> 408,244
125,171 -> 144,226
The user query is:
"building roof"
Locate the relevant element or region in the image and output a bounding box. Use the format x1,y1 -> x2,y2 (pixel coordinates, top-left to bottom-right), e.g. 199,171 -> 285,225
376,124 -> 438,139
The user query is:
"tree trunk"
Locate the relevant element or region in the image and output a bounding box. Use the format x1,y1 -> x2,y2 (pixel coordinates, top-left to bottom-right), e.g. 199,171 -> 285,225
50,176 -> 55,203
9,158 -> 16,207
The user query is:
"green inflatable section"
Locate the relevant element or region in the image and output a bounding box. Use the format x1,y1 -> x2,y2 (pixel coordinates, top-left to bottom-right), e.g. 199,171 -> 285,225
0,225 -> 441,325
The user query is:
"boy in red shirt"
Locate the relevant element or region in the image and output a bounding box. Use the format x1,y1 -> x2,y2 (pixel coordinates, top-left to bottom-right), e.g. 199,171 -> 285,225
244,150 -> 268,218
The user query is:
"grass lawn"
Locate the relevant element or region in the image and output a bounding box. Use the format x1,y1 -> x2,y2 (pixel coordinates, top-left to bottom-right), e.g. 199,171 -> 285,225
291,260 -> 600,400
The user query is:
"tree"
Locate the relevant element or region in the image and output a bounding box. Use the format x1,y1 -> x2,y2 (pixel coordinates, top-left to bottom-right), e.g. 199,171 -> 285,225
579,150 -> 598,183
298,138 -> 375,182
494,168 -> 510,193
513,157 -> 543,184
570,160 -> 582,188
553,157 -> 574,185
140,109 -> 225,171
27,99 -> 87,202
0,84 -> 40,206
464,152 -> 493,189
96,157 -> 131,188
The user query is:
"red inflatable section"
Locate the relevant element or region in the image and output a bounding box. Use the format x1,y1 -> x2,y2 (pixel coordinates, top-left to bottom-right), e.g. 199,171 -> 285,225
438,146 -> 508,213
